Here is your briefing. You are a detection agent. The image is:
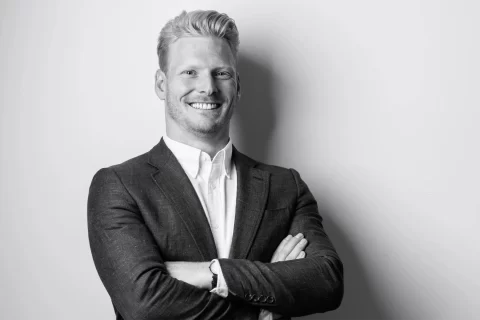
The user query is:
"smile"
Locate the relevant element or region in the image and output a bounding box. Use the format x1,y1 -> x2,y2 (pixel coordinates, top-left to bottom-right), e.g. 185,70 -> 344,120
189,103 -> 220,110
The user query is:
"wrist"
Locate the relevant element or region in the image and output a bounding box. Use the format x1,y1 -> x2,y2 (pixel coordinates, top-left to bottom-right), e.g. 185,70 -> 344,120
198,262 -> 212,290
208,259 -> 229,297
209,260 -> 219,289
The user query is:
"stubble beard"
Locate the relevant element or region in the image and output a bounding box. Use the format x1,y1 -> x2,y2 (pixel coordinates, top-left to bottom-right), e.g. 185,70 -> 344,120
165,94 -> 234,137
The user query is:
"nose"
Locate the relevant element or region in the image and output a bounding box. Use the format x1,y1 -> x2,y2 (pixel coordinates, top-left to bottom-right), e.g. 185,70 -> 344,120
197,74 -> 217,95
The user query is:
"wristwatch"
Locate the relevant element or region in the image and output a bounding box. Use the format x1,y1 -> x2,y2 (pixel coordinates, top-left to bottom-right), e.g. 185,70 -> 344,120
209,260 -> 219,289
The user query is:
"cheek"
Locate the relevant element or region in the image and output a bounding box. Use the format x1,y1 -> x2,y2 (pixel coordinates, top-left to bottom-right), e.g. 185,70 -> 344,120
169,80 -> 194,101
180,77 -> 194,86
180,77 -> 200,90
219,81 -> 238,97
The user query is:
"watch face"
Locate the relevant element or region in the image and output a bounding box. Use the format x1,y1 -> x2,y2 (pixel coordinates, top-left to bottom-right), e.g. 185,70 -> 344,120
209,259 -> 220,274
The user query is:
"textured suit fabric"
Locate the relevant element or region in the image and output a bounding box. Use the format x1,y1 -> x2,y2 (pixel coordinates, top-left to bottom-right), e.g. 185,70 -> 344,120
88,138 -> 343,320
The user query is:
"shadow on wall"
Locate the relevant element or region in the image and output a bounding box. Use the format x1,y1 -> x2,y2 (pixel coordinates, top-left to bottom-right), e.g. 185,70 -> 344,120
232,53 -> 387,320
231,53 -> 276,161
307,201 -> 387,320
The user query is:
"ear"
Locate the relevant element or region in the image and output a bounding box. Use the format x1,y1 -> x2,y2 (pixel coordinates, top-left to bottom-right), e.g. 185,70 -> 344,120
155,69 -> 167,100
236,72 -> 241,99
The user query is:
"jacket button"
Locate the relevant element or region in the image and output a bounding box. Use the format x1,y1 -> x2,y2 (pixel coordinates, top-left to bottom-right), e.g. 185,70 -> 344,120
267,296 -> 275,304
244,293 -> 253,301
259,295 -> 267,303
252,294 -> 260,302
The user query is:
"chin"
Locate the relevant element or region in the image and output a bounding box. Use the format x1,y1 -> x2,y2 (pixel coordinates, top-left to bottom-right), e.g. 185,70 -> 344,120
189,121 -> 226,135
191,125 -> 221,135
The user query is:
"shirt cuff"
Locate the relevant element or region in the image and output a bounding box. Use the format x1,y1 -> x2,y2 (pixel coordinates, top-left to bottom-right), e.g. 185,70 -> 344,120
259,309 -> 274,320
209,260 -> 277,319
209,259 -> 229,298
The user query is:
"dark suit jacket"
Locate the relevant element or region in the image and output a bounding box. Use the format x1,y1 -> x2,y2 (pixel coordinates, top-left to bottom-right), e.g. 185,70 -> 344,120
88,139 -> 343,320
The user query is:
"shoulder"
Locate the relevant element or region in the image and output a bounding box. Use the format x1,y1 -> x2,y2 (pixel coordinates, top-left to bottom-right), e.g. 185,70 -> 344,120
90,141 -> 164,188
235,149 -> 302,183
235,149 -> 297,174
256,160 -> 306,191
255,160 -> 292,175
111,151 -> 152,174
93,151 -> 150,176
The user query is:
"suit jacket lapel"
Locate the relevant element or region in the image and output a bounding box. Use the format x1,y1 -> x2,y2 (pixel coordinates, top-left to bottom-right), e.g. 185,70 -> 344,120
148,138 -> 218,261
229,147 -> 270,259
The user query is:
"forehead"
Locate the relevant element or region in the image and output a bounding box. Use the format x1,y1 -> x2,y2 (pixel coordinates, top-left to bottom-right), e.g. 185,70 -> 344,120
167,36 -> 236,72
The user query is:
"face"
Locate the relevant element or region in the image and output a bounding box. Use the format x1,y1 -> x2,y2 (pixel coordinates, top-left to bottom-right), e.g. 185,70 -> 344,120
155,36 -> 240,139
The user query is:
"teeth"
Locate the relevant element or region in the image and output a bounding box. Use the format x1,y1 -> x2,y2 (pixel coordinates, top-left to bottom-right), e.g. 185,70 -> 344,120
190,103 -> 218,110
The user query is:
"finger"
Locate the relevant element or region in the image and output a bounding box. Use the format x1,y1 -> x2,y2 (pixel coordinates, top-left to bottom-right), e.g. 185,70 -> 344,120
277,233 -> 304,261
296,251 -> 306,259
276,234 -> 292,253
285,238 -> 308,261
271,235 -> 292,262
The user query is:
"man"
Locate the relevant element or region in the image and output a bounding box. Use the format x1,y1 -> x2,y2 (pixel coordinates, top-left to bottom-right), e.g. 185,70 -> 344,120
88,10 -> 343,320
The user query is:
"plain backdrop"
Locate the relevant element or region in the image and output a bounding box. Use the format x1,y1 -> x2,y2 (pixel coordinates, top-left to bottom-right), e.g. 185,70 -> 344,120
1,0 -> 479,319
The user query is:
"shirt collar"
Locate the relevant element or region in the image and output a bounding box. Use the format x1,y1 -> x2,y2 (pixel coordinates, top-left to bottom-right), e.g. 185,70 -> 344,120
163,135 -> 233,179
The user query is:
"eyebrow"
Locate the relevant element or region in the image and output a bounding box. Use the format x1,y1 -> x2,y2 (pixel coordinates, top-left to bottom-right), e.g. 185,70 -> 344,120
175,65 -> 235,72
213,66 -> 235,71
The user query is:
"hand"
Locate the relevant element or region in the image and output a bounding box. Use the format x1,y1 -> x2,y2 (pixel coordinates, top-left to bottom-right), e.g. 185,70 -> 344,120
266,234 -> 308,319
271,233 -> 308,263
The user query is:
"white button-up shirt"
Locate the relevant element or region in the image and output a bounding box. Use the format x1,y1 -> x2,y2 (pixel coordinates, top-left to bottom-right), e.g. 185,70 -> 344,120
163,135 -> 237,259
164,136 -> 274,320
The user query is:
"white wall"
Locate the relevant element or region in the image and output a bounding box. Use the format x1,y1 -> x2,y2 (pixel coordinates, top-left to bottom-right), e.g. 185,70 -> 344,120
1,1 -> 479,319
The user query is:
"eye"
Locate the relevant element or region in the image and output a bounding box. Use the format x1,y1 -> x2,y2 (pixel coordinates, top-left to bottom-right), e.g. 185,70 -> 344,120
181,70 -> 197,76
215,71 -> 232,79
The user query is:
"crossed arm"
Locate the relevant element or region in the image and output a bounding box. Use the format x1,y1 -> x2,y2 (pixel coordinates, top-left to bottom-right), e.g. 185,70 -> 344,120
88,168 -> 343,320
213,170 -> 344,317
164,233 -> 309,290
164,234 -> 308,320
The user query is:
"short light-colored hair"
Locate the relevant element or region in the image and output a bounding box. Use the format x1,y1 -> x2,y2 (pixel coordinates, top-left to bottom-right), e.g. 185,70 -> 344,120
157,10 -> 239,73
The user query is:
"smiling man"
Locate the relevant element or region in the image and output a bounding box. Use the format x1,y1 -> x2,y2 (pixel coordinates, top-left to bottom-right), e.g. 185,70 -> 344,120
88,10 -> 343,320
157,35 -> 237,155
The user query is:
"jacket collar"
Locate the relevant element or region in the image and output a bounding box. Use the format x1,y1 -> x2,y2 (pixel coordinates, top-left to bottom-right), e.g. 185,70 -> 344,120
162,135 -> 234,179
147,137 -> 254,172
148,138 -> 270,260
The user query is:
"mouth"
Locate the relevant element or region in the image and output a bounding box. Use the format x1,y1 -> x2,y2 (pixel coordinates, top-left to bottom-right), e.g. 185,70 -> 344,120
188,102 -> 221,110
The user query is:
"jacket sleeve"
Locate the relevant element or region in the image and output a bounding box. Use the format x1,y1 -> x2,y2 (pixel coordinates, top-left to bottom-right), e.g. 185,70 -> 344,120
87,167 -> 258,320
217,169 -> 344,317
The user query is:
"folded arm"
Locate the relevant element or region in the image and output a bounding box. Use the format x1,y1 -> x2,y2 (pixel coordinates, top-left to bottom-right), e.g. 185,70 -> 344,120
164,169 -> 343,317
165,233 -> 309,320
87,168 -> 258,320
217,169 -> 344,317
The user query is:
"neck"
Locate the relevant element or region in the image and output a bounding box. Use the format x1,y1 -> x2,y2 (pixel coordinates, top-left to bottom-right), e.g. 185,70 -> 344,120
166,126 -> 230,159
